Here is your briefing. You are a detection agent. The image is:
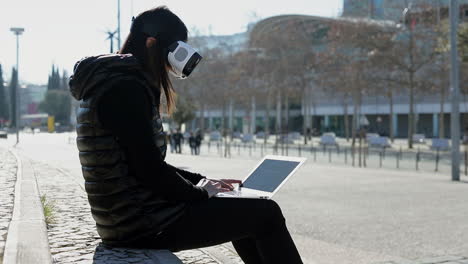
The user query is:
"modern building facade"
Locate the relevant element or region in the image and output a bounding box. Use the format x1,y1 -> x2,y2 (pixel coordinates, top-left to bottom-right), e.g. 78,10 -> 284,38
190,1 -> 468,139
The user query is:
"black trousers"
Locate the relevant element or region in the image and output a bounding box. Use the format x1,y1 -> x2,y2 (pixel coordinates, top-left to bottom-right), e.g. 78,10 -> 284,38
135,198 -> 303,264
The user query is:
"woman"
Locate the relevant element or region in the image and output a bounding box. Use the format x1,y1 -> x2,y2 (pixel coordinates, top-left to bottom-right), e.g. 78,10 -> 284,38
69,6 -> 303,264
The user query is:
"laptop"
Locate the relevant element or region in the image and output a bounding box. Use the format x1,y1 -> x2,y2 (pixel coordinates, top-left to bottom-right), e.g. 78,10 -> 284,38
215,155 -> 306,199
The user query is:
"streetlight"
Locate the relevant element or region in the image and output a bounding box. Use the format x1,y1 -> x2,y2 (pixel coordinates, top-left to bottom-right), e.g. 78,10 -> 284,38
449,0 -> 460,181
117,0 -> 121,50
10,27 -> 24,145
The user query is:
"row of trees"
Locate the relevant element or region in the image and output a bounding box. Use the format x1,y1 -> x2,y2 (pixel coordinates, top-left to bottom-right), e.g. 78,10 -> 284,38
0,64 -> 19,128
39,65 -> 72,126
171,2 -> 468,148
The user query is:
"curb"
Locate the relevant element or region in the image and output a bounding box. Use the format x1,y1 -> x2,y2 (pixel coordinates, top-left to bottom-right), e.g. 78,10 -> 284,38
3,149 -> 53,264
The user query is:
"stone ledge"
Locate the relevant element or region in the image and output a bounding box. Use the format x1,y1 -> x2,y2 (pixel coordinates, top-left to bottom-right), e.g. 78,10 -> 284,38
92,243 -> 183,264
3,150 -> 53,264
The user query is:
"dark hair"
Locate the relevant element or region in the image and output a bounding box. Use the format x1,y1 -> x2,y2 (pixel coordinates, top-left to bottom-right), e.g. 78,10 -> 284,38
119,6 -> 188,115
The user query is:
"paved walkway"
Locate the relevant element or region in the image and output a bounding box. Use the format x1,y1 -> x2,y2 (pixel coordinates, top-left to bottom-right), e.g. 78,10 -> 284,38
377,255 -> 468,264
0,149 -> 17,264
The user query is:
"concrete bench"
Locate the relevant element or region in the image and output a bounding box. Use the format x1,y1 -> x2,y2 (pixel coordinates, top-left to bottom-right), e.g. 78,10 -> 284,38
430,138 -> 450,151
366,133 -> 379,142
412,134 -> 426,144
369,136 -> 391,148
242,133 -> 254,143
288,132 -> 301,140
93,243 -> 183,264
320,133 -> 338,146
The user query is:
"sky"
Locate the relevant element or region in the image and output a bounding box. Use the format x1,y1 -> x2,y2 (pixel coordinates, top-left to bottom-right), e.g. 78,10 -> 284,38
0,0 -> 343,85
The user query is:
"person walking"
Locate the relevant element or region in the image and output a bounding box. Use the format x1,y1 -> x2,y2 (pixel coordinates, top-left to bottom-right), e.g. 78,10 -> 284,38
195,130 -> 202,155
189,132 -> 197,155
69,6 -> 303,264
173,129 -> 183,154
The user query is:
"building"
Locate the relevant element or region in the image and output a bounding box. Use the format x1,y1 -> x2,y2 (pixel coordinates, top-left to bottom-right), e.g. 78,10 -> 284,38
19,84 -> 47,127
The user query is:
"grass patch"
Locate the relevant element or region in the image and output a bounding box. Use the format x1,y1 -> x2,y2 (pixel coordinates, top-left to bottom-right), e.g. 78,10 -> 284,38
40,194 -> 56,227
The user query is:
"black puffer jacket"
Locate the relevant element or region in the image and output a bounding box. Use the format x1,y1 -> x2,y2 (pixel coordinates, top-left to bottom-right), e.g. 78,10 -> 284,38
69,54 -> 206,245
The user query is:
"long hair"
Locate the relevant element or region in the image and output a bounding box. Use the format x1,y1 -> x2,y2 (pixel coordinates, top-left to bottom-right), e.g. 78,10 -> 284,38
119,6 -> 187,115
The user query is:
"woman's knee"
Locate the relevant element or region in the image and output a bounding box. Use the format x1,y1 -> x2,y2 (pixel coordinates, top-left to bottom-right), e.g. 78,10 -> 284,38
258,199 -> 286,229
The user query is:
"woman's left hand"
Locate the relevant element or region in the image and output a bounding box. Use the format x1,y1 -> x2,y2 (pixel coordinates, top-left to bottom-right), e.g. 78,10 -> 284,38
208,179 -> 243,190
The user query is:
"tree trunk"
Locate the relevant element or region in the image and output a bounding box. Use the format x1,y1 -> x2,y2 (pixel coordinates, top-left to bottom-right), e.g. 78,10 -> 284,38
408,26 -> 415,149
276,90 -> 282,137
439,85 -> 445,138
303,88 -> 308,145
285,94 -> 289,134
265,92 -> 271,145
251,96 -> 256,135
408,71 -> 415,149
389,91 -> 395,142
344,101 -> 350,142
200,103 -> 205,136
228,99 -> 234,135
351,91 -> 359,146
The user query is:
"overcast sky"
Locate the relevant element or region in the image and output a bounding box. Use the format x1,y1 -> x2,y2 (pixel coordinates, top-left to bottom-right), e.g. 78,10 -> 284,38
0,0 -> 343,84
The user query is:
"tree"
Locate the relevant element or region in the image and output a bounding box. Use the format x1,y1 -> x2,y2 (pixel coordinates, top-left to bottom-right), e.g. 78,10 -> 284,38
9,68 -> 18,128
172,95 -> 196,129
47,65 -> 61,91
39,90 -> 71,126
0,64 -> 9,125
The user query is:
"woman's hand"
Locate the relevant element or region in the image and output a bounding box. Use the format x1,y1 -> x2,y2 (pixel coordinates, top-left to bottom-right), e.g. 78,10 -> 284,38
198,179 -> 232,198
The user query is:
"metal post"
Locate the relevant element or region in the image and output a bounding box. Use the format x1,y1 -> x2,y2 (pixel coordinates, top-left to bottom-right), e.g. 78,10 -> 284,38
450,0 -> 461,181
15,34 -> 19,144
117,0 -> 121,50
10,28 -> 24,145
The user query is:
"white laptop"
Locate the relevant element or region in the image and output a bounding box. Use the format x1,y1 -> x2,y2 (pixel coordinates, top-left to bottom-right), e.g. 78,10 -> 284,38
215,155 -> 306,199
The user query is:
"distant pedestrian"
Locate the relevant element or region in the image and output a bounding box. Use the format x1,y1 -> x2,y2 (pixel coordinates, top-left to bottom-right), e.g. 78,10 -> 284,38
174,129 -> 183,154
189,132 -> 197,155
169,130 -> 176,153
195,131 -> 202,155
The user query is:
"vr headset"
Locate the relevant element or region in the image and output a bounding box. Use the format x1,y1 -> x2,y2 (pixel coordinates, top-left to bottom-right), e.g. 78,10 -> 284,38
132,20 -> 202,79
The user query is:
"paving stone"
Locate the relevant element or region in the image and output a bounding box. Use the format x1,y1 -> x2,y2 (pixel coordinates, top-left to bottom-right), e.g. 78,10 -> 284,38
0,148 -> 17,262
419,256 -> 466,264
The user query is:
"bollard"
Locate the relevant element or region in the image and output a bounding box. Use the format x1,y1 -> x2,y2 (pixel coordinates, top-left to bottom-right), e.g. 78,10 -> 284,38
208,142 -> 211,152
298,145 -> 302,157
363,147 -> 367,168
465,149 -> 468,176
328,148 -> 332,163
416,148 -> 420,171
249,144 -> 252,156
352,145 -> 355,167
379,151 -> 383,168
399,146 -> 403,160
238,143 -> 241,155
345,148 -> 348,164
313,147 -> 317,162
396,151 -> 399,169
435,148 -> 439,172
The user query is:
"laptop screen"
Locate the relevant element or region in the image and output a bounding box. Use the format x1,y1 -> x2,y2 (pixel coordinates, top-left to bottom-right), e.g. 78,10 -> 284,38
243,159 -> 300,193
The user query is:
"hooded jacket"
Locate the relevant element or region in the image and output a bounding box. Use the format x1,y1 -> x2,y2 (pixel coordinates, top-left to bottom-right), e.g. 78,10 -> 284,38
69,54 -> 207,245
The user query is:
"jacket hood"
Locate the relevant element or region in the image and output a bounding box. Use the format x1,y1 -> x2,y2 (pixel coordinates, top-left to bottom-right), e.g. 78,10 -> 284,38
69,54 -> 148,100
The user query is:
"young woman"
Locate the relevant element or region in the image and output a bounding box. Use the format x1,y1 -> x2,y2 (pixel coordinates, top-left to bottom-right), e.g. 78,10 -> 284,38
69,6 -> 303,264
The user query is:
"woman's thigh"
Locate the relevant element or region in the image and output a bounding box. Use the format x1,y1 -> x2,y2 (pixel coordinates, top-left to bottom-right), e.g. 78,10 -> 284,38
143,198 -> 285,251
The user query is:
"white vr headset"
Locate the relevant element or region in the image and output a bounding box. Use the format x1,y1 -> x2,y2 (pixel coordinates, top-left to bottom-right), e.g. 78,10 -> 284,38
132,20 -> 203,79
167,41 -> 202,79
